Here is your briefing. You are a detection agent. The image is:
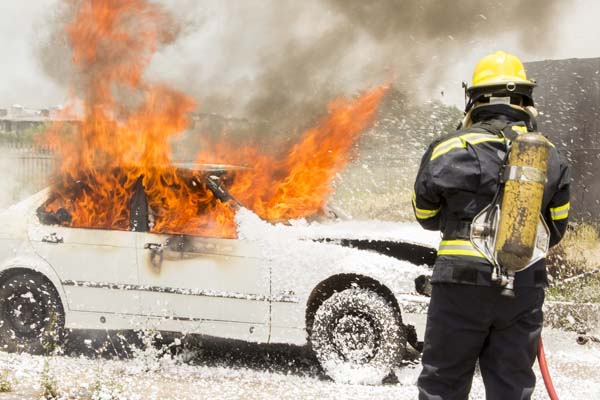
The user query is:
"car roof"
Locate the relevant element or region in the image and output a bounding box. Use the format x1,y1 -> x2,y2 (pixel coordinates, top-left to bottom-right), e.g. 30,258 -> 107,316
172,163 -> 250,173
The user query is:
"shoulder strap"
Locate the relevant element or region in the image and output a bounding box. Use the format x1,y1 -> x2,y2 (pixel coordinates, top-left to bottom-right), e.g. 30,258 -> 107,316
474,119 -> 510,137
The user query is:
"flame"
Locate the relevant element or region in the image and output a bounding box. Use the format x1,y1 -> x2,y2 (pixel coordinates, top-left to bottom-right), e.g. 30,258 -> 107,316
44,0 -> 386,238
197,87 -> 387,222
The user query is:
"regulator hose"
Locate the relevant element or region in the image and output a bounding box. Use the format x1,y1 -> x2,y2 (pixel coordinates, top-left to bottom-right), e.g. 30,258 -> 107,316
538,336 -> 559,400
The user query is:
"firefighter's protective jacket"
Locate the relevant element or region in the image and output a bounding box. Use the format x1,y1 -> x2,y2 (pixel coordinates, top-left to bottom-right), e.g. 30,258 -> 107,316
413,118 -> 570,287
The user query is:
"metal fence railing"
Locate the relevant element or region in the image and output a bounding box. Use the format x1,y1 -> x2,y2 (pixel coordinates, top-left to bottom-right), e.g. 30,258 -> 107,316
0,142 -> 57,206
4,143 -> 56,184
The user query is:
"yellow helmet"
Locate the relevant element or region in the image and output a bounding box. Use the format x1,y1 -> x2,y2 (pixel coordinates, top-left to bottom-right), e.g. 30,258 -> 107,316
470,50 -> 535,89
462,51 -> 538,129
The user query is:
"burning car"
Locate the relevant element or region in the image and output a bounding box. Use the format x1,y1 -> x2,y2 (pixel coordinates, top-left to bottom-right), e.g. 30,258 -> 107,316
0,165 -> 436,384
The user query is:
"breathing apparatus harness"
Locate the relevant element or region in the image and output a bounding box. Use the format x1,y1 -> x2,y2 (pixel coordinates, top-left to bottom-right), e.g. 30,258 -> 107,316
458,79 -> 550,296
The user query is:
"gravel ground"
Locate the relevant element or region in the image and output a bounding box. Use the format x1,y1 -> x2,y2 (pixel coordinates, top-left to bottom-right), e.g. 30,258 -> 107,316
0,326 -> 598,400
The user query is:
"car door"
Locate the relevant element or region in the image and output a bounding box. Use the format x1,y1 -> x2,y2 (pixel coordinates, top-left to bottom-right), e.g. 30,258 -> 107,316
135,224 -> 270,340
28,223 -> 140,316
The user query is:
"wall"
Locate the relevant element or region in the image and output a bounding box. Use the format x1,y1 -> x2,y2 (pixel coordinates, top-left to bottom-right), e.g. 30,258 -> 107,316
525,58 -> 600,221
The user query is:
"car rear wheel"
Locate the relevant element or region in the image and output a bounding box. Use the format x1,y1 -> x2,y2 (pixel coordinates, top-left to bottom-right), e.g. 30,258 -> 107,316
0,272 -> 65,354
310,288 -> 406,384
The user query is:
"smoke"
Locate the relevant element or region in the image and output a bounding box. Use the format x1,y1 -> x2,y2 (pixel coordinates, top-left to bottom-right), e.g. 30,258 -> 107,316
325,0 -> 561,42
160,0 -> 571,137
37,0 -> 571,139
323,0 -> 566,91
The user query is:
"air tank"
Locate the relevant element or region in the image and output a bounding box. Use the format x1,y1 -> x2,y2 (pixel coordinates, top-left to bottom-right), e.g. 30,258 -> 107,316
494,132 -> 551,272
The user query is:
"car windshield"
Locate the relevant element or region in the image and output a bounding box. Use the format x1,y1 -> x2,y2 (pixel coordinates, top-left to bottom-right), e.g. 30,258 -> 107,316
37,166 -> 240,238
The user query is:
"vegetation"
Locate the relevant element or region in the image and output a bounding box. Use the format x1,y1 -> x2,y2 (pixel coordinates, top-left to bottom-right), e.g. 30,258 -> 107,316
547,274 -> 600,303
0,123 -> 48,145
84,371 -> 125,400
547,223 -> 600,276
40,359 -> 59,399
42,311 -> 63,356
0,369 -> 12,393
545,222 -> 600,303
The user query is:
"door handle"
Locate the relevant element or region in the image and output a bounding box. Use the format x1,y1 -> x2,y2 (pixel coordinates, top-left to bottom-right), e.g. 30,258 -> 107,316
144,243 -> 163,252
42,233 -> 63,244
144,243 -> 164,270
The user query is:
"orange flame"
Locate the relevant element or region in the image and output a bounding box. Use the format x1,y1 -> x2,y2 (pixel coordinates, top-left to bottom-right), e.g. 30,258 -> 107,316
197,87 -> 387,222
44,0 -> 386,238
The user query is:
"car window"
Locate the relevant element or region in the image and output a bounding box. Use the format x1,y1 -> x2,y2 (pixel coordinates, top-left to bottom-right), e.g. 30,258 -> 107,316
38,177 -> 132,231
37,170 -> 238,239
143,173 -> 238,239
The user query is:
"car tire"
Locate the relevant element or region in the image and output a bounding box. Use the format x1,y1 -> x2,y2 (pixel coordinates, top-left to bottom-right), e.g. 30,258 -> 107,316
310,287 -> 406,385
0,272 -> 65,354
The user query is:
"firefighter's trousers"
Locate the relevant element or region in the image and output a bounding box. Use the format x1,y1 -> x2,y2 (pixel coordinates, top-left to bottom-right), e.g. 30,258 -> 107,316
417,283 -> 544,400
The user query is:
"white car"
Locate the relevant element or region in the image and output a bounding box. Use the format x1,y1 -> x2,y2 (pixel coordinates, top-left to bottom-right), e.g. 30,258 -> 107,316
0,166 -> 436,384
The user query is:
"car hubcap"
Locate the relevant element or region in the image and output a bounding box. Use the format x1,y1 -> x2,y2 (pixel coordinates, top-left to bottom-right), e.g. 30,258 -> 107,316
6,286 -> 47,337
331,313 -> 380,363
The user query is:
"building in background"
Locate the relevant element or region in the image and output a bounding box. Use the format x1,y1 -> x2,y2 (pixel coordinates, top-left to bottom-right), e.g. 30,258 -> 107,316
0,104 -> 73,134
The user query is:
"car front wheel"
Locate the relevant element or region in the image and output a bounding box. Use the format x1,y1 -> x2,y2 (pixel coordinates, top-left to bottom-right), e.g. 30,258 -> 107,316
0,272 -> 65,354
310,287 -> 406,384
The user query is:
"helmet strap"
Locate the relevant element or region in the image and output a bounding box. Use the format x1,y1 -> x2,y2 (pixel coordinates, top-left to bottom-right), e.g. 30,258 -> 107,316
462,81 -> 469,114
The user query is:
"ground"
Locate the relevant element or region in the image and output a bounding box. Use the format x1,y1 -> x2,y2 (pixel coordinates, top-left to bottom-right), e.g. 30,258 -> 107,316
0,324 -> 598,400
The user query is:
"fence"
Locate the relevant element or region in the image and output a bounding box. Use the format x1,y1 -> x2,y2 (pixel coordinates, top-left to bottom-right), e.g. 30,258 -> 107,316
0,141 -> 57,207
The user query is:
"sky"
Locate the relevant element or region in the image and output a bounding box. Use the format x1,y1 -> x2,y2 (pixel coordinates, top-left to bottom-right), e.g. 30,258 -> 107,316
0,0 -> 599,111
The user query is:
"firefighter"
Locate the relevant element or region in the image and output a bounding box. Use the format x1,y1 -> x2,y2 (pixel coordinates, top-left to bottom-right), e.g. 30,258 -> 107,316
413,51 -> 570,399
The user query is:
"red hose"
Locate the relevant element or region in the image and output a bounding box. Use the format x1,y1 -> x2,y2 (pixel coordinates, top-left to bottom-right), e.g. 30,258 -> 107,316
538,336 -> 559,400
